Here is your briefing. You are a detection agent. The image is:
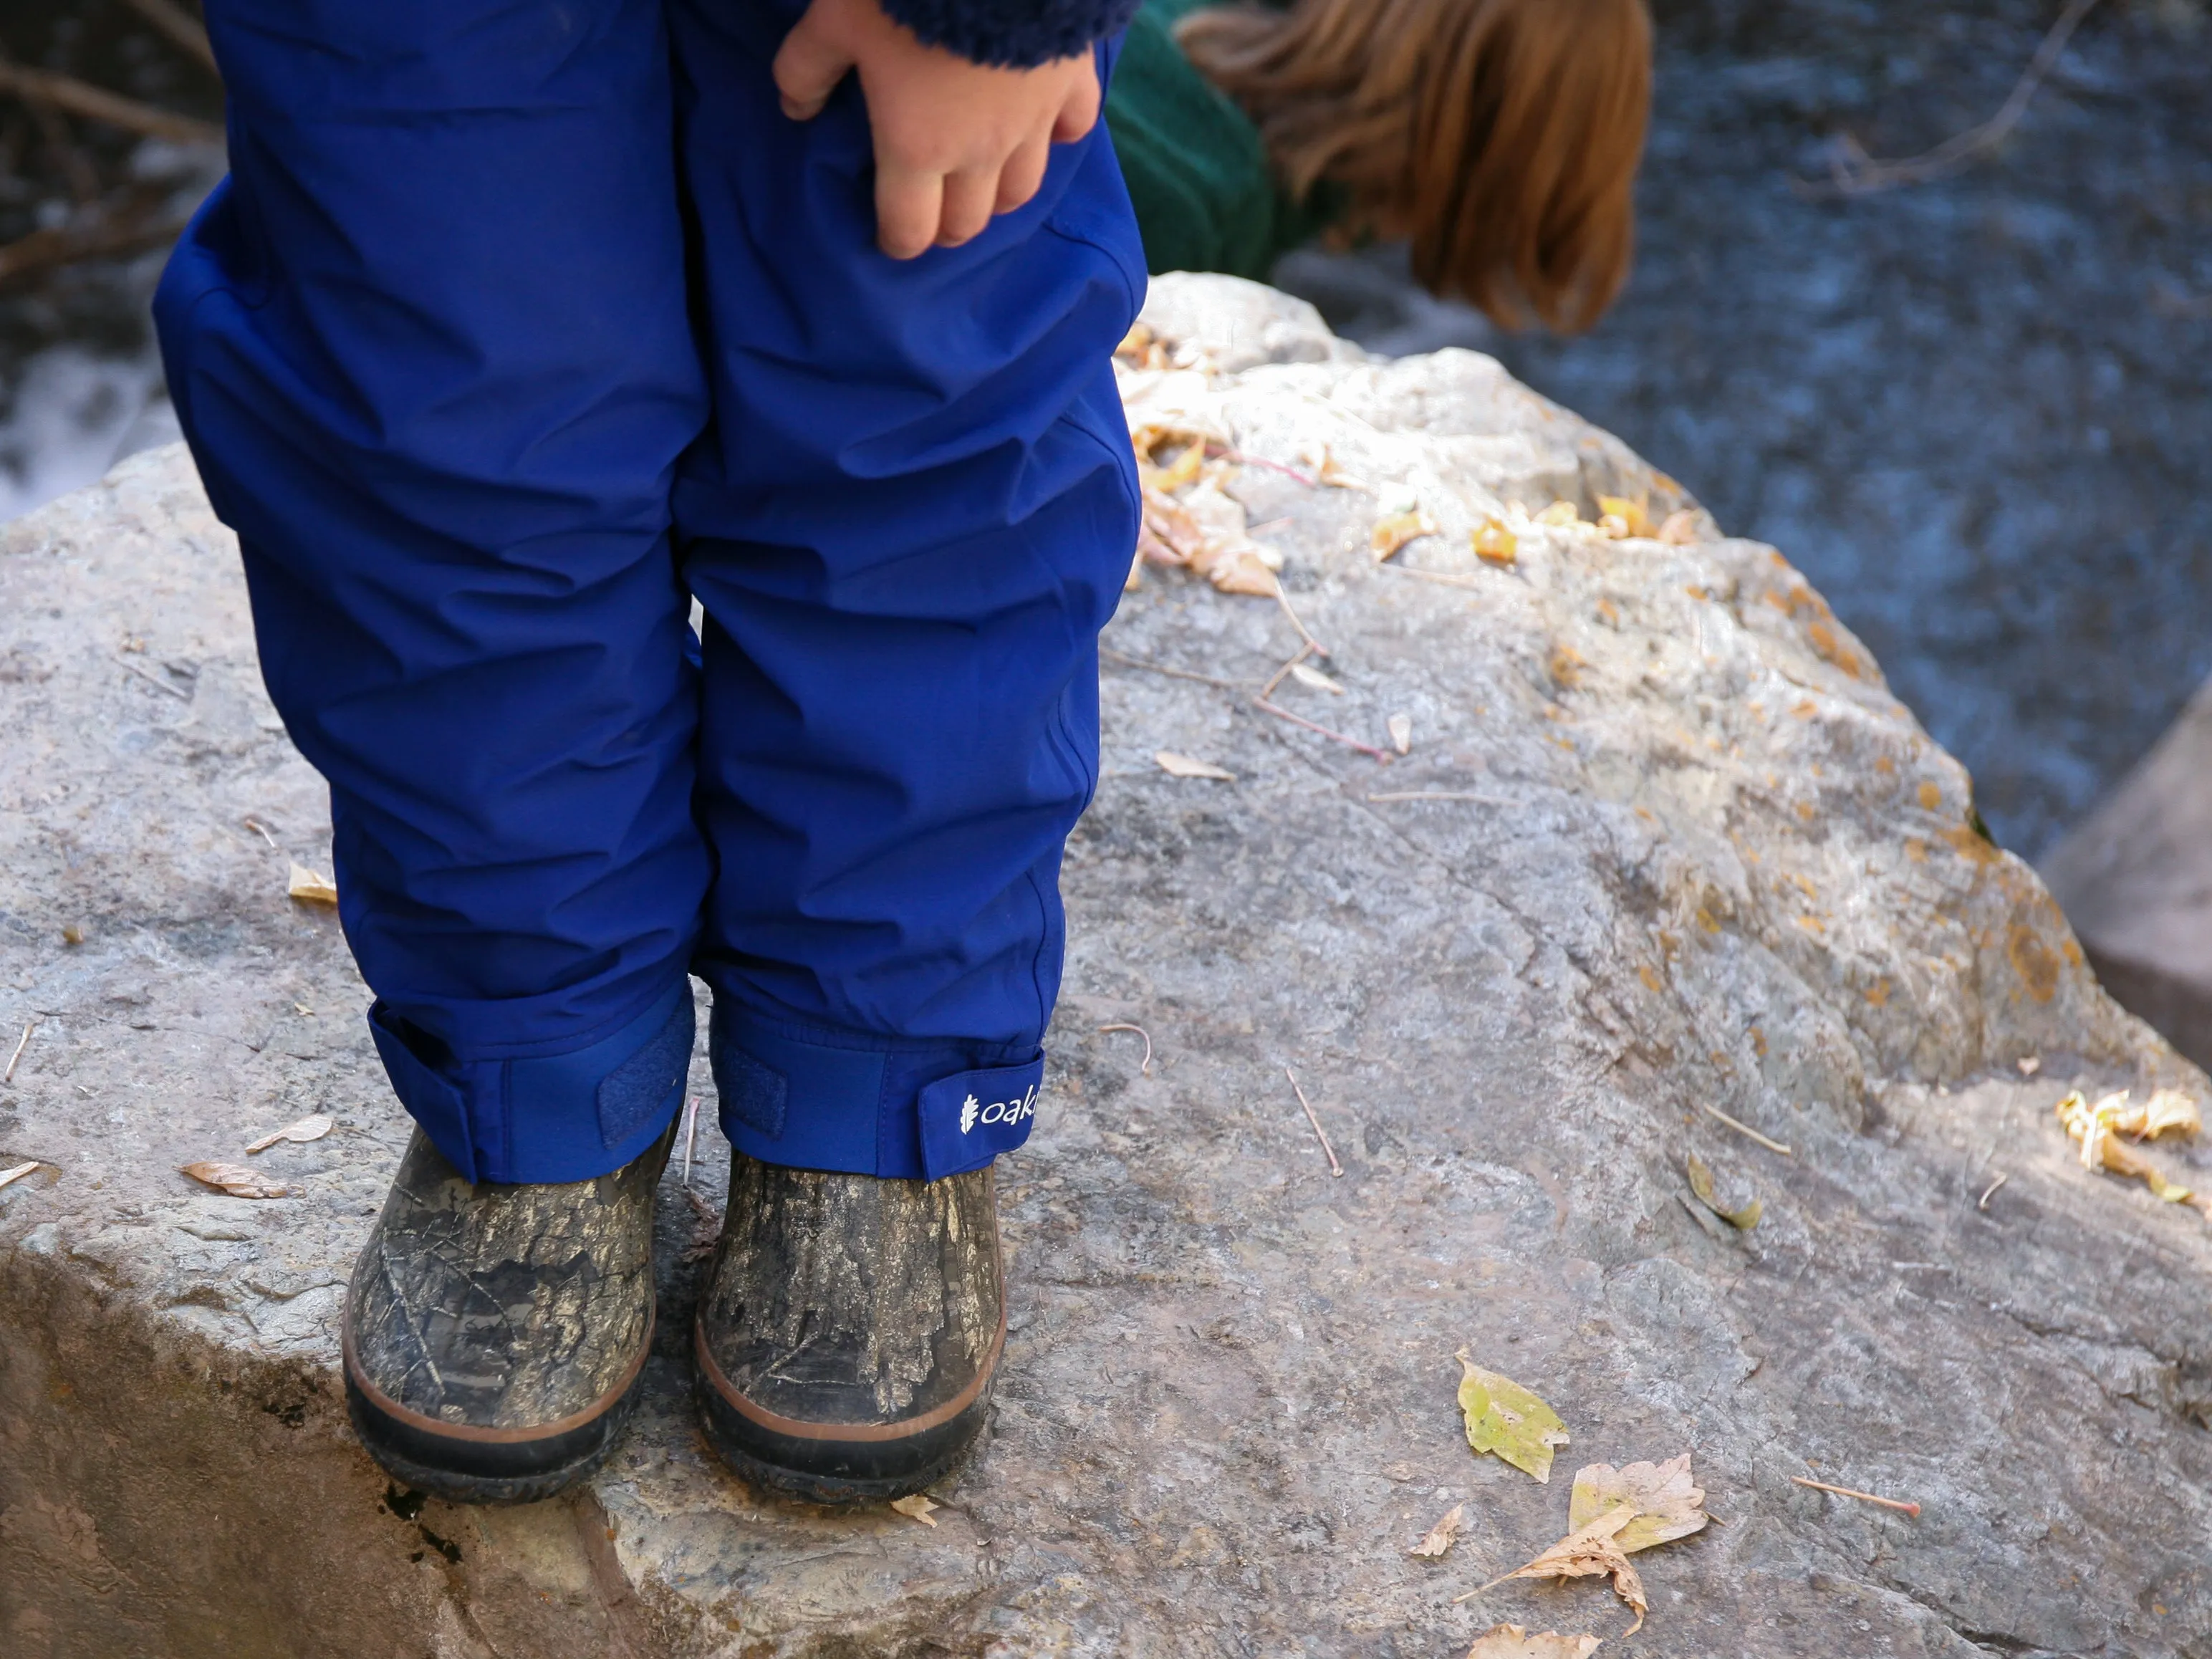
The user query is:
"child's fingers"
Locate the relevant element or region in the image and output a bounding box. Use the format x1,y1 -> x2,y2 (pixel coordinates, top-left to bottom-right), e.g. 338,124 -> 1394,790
936,168 -> 997,247
1050,59 -> 1102,145
875,164 -> 943,259
772,10 -> 852,121
994,135 -> 1051,215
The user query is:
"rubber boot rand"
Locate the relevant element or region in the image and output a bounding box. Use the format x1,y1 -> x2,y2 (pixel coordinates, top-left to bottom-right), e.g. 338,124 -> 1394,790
693,1153 -> 1004,1504
342,1125 -> 673,1504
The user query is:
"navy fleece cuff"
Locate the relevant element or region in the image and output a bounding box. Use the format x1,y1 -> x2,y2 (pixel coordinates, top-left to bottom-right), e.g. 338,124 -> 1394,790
878,0 -> 1143,66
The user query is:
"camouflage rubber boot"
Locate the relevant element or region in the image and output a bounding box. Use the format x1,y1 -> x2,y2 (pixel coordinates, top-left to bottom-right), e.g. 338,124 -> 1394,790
693,1153 -> 1004,1504
341,1125 -> 672,1504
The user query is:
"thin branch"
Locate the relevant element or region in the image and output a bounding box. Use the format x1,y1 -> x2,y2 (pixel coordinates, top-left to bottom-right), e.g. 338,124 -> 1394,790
1698,1099 -> 1793,1158
1098,1023 -> 1153,1077
1791,1476 -> 1921,1518
1285,1067 -> 1342,1176
121,0 -> 219,75
1098,645 -> 1248,693
0,60 -> 224,145
4,1021 -> 33,1085
1800,0 -> 2100,197
1253,697 -> 1393,761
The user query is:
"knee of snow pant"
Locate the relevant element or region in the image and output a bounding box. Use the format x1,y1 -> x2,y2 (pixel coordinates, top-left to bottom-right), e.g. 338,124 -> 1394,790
372,977 -> 694,1186
153,0 -> 713,1177
668,3 -> 1142,1178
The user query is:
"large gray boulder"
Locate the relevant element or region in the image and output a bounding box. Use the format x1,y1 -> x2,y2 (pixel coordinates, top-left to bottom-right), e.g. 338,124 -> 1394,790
2043,683 -> 2212,1073
4,274 -> 2208,1659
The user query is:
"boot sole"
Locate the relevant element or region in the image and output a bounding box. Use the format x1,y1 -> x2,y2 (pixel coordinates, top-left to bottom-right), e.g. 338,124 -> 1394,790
691,1320 -> 994,1506
342,1312 -> 652,1506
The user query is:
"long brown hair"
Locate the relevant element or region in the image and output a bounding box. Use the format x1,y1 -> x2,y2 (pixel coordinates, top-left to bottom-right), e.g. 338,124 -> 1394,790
1177,0 -> 1653,332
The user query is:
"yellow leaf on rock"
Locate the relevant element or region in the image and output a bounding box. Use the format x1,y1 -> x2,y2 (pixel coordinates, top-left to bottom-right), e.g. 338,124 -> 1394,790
182,1160 -> 288,1198
1684,1153 -> 1761,1230
888,1494 -> 939,1526
1371,511 -> 1438,561
1155,751 -> 1235,782
1290,663 -> 1345,696
1209,551 -> 1281,597
1481,1505 -> 1646,1632
1409,1501 -> 1464,1557
2056,1090 -> 2212,1218
288,862 -> 338,906
1456,1352 -> 1570,1482
1465,1626 -> 1602,1659
1596,496 -> 1655,539
1567,1455 -> 1709,1553
1473,519 -> 1519,567
1536,501 -> 1582,527
1658,509 -> 1699,546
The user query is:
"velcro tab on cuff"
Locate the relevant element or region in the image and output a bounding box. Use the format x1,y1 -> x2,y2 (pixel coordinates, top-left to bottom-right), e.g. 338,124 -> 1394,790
918,1057 -> 1044,1181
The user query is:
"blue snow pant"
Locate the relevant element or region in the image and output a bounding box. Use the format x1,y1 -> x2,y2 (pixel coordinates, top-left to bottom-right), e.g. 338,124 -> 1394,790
153,0 -> 1143,1186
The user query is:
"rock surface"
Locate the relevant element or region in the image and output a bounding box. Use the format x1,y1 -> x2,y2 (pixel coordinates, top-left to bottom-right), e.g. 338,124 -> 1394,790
2043,678 -> 2212,1074
5,274 -> 2211,1659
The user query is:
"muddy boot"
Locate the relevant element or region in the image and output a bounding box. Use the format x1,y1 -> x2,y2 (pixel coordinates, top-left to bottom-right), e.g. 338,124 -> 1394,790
693,1152 -> 1004,1504
342,1125 -> 672,1504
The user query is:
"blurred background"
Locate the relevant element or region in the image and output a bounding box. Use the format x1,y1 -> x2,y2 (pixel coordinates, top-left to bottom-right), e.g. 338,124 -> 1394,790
0,0 -> 2208,867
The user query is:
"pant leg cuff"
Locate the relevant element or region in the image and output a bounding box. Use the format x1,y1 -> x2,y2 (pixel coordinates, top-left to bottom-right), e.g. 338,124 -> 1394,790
368,978 -> 694,1185
708,1000 -> 1042,1180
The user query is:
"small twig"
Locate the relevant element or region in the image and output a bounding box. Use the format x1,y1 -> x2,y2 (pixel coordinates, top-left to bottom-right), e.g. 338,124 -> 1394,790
0,206 -> 193,284
1799,0 -> 2100,197
680,1093 -> 701,1190
0,60 -> 225,145
1259,645 -> 1316,702
120,0 -> 220,74
1977,1170 -> 2009,1211
1098,645 -> 1247,693
1792,1476 -> 1920,1519
1698,1099 -> 1793,1158
241,816 -> 278,849
1271,582 -> 1329,659
117,653 -> 191,700
24,89 -> 97,205
4,1021 -> 33,1085
1285,1066 -> 1343,1176
1098,1023 -> 1153,1077
0,1160 -> 42,1193
1213,444 -> 1319,489
1254,698 -> 1393,761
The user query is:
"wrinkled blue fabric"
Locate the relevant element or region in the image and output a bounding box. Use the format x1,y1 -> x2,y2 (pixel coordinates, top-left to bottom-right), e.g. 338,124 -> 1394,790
156,0 -> 1142,1184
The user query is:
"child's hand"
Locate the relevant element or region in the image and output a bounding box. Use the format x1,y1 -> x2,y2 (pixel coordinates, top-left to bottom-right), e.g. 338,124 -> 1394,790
774,0 -> 1102,259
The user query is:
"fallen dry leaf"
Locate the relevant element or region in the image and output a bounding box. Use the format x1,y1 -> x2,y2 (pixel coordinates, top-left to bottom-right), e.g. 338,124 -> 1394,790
288,862 -> 339,906
1473,518 -> 1519,567
888,1494 -> 938,1526
1685,1152 -> 1761,1230
1658,509 -> 1699,546
1371,509 -> 1439,561
1155,751 -> 1235,782
1596,496 -> 1655,539
0,1160 -> 44,1193
1536,501 -> 1582,528
1409,1501 -> 1465,1558
245,1113 -> 334,1154
1481,1505 -> 1646,1632
1388,713 -> 1413,755
1290,663 -> 1345,696
1567,1455 -> 1708,1553
182,1160 -> 288,1198
1457,1352 -> 1570,1482
2057,1090 -> 2212,1216
1465,1626 -> 1602,1659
